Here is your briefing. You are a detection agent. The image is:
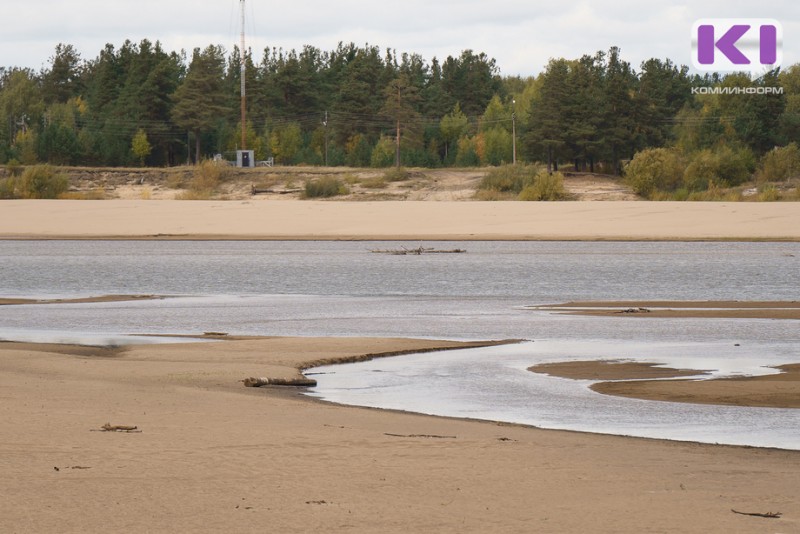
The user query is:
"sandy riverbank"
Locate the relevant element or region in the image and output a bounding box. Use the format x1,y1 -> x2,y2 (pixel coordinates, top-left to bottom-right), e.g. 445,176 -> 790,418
1,199 -> 800,240
1,337 -> 798,533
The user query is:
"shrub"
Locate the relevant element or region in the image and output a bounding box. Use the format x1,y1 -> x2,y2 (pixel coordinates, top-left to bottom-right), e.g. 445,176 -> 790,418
518,171 -> 568,201
18,165 -> 69,199
624,148 -> 684,198
178,159 -> 230,199
6,159 -> 23,177
193,159 -> 228,190
304,177 -> 349,198
0,177 -> 17,199
478,164 -> 539,194
683,145 -> 753,191
683,149 -> 719,192
757,143 -> 800,183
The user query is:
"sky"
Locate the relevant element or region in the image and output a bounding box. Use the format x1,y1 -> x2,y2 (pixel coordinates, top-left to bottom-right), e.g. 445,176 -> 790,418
2,0 -> 798,77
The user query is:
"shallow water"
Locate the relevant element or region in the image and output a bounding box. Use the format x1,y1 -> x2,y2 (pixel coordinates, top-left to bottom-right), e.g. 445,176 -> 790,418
307,340 -> 800,449
1,240 -> 798,448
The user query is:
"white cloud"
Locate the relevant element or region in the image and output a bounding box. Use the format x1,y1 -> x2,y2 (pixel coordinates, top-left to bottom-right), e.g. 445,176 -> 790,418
1,0 -> 798,75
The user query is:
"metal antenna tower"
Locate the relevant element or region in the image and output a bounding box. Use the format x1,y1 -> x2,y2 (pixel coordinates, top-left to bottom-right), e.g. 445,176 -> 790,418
239,0 -> 247,151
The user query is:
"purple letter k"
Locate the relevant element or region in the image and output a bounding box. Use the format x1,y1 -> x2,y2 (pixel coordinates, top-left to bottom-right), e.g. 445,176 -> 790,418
698,24 -> 751,65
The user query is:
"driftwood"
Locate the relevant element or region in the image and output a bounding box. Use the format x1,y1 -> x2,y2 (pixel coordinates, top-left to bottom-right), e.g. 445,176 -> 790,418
371,246 -> 466,255
251,185 -> 303,195
243,377 -> 317,388
384,433 -> 457,439
617,307 -> 651,314
98,423 -> 140,433
731,509 -> 782,519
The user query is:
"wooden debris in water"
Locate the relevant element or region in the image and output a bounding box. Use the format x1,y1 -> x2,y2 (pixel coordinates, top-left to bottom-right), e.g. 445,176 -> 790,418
370,246 -> 466,255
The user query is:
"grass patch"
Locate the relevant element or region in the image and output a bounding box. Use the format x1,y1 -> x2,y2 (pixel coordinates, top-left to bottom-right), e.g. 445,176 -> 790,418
757,184 -> 781,201
384,167 -> 410,182
360,176 -> 388,189
342,173 -> 360,185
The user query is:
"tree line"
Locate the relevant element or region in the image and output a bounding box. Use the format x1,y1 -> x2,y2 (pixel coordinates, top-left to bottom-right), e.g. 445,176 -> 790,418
1,40 -> 798,175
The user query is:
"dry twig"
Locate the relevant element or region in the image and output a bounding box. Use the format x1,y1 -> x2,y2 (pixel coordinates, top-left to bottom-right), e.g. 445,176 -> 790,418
731,509 -> 782,519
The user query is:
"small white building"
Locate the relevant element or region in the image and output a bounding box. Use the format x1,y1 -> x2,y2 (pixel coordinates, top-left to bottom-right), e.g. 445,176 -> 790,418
236,150 -> 254,168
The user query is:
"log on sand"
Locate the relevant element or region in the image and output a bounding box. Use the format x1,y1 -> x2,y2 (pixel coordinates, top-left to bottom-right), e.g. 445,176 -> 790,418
243,377 -> 317,388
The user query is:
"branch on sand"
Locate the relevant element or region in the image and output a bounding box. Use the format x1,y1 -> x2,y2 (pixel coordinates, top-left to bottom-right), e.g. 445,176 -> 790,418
731,509 -> 782,519
95,423 -> 141,433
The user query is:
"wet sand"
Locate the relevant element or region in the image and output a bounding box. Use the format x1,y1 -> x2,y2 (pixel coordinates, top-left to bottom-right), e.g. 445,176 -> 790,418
0,295 -> 161,306
1,337 -> 798,533
529,359 -> 800,409
533,301 -> 800,320
591,364 -> 800,409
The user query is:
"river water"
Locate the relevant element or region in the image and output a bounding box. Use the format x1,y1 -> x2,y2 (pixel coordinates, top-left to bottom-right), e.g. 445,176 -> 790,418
1,240 -> 798,448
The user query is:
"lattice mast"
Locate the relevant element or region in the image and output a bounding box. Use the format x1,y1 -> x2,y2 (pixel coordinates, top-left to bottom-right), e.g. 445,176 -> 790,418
240,0 -> 247,150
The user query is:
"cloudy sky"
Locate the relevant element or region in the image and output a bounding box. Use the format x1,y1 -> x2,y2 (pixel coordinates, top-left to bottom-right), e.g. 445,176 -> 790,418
2,0 -> 798,76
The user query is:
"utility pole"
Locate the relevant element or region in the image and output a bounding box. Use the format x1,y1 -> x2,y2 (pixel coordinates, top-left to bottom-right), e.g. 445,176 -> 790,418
323,111 -> 328,166
512,98 -> 517,165
395,84 -> 401,167
239,0 -> 247,151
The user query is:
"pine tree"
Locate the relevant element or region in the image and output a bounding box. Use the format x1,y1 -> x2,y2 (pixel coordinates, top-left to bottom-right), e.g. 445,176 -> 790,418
172,46 -> 228,163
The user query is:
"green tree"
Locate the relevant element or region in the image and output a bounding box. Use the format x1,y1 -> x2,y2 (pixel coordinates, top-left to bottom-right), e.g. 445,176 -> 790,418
600,47 -> 638,173
0,68 -> 44,162
441,50 -> 501,117
381,74 -> 421,166
41,43 -> 83,105
370,136 -> 395,167
526,58 -> 570,171
636,58 -> 693,148
482,127 -> 512,166
778,64 -> 800,144
270,122 -> 302,164
439,103 -> 469,163
131,128 -> 152,166
172,45 -> 228,163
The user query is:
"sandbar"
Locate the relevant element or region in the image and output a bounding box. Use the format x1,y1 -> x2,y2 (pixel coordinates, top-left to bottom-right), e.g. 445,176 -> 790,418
1,337 -> 798,533
529,359 -> 800,409
0,294 -> 161,306
533,301 -> 800,320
